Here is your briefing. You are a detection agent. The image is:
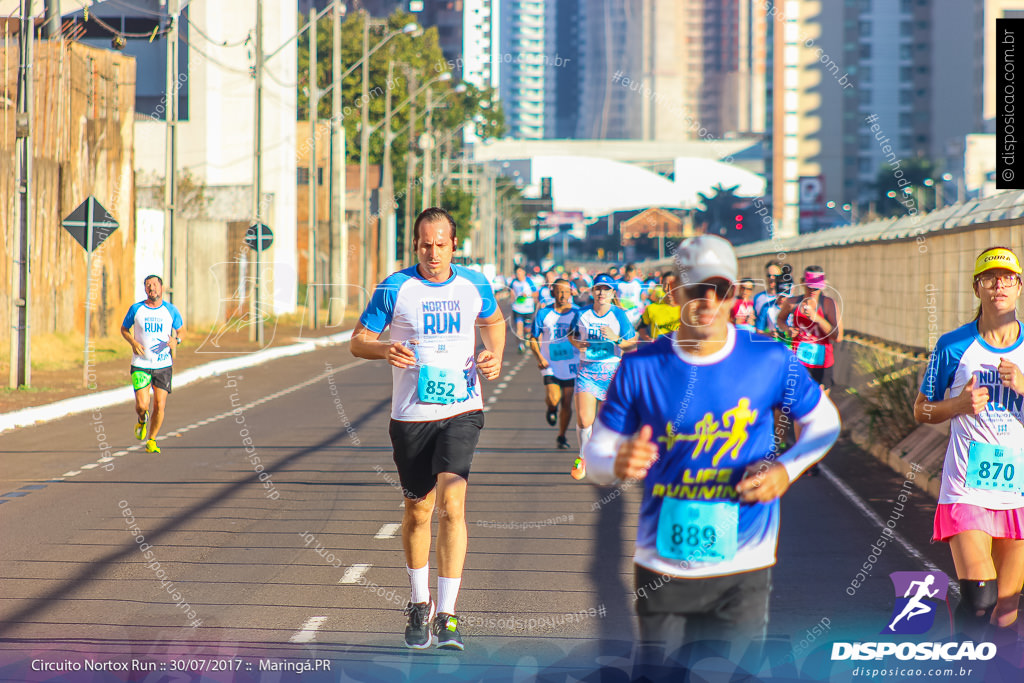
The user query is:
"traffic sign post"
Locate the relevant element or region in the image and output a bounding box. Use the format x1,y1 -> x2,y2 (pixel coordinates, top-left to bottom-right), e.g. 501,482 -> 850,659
244,222 -> 273,344
62,197 -> 119,388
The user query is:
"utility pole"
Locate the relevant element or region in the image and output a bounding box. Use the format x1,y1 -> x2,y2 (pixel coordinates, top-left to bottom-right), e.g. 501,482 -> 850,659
250,0 -> 264,344
328,0 -> 345,326
10,0 -> 34,388
403,68 -> 417,267
43,0 -> 59,38
307,6 -> 318,330
165,0 -> 179,304
379,58 -> 395,278
421,87 -> 433,211
358,12 -> 371,306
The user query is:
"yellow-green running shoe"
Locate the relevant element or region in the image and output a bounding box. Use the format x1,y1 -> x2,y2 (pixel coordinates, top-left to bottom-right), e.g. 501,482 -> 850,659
145,439 -> 160,453
134,411 -> 148,441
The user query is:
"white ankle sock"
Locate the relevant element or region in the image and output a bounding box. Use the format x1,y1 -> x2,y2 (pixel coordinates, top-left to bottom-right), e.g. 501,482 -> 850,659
578,424 -> 593,458
437,576 -> 461,615
407,564 -> 430,604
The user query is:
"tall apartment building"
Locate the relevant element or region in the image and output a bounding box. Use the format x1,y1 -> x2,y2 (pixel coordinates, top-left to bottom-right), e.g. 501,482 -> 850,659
576,0 -> 644,139
576,0 -> 765,142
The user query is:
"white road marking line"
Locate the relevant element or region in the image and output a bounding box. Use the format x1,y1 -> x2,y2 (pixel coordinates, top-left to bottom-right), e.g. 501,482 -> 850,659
339,563 -> 372,584
113,451 -> 128,456
62,471 -> 81,477
288,616 -> 329,643
98,457 -> 114,463
486,397 -> 498,404
497,383 -> 508,389
374,523 -> 402,539
80,464 -> 99,470
819,464 -> 959,598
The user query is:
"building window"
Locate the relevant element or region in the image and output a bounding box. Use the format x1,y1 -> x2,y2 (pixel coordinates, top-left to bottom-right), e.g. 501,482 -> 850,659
297,167 -> 310,185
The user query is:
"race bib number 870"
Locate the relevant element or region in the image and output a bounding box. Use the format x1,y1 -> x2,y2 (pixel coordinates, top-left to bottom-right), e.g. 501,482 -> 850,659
966,441 -> 1024,492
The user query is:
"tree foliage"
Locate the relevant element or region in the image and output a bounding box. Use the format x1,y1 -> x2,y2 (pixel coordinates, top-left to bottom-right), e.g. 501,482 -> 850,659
296,7 -> 504,195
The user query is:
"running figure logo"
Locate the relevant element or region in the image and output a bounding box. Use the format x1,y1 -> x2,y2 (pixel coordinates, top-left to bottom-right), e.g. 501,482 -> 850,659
883,571 -> 949,635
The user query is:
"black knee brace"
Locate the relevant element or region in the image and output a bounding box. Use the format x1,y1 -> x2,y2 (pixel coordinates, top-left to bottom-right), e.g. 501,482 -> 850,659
955,579 -> 997,637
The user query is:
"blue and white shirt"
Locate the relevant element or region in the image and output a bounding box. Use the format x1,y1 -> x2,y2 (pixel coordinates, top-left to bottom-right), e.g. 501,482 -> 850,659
538,285 -> 556,309
922,321 -> 1024,509
593,328 -> 827,578
531,305 -> 580,381
617,278 -> 644,324
359,265 -> 498,421
571,306 -> 636,365
753,290 -> 775,319
122,301 -> 183,369
510,278 -> 538,314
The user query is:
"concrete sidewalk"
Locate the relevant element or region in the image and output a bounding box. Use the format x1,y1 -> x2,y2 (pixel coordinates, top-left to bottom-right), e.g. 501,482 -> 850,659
0,330 -> 353,435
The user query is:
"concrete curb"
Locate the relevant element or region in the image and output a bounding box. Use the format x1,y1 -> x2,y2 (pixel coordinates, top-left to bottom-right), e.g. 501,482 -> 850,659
831,385 -> 947,501
0,330 -> 354,435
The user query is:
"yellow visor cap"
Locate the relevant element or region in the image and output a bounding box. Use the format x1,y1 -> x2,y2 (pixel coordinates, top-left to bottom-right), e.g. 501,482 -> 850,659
974,248 -> 1022,277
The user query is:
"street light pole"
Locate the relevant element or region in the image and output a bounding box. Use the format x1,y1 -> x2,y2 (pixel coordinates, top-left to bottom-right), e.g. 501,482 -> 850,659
358,12 -> 372,307
421,87 -> 433,212
404,68 -> 418,268
379,58 -> 395,278
165,0 -> 179,304
10,0 -> 34,388
329,0 -> 345,326
250,0 -> 264,344
307,6 -> 318,330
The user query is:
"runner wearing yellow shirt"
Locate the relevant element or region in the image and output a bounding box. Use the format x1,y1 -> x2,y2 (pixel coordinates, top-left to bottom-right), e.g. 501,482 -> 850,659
639,273 -> 680,342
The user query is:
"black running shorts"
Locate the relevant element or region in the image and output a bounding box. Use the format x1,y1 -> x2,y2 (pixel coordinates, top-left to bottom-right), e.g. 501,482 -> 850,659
388,410 -> 484,499
806,364 -> 834,390
634,564 -> 771,646
543,376 -> 575,389
130,365 -> 173,394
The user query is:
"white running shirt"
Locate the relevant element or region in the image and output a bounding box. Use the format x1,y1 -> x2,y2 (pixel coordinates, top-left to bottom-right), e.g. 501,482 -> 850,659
922,321 -> 1024,509
360,265 -> 498,421
122,301 -> 183,370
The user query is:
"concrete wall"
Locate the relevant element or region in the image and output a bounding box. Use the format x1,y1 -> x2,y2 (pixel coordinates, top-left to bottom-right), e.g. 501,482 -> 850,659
732,223 -> 1024,353
0,41 -> 136,343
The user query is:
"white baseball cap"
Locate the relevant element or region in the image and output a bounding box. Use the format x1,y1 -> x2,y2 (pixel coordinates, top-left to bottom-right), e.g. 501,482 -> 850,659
673,235 -> 738,286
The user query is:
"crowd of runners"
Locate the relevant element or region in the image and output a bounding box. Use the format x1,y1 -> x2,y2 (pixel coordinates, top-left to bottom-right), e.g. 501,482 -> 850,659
122,205 -> 1024,662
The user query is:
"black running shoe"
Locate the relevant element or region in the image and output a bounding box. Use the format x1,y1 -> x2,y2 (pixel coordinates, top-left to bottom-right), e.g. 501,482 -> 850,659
403,601 -> 435,649
546,407 -> 558,426
432,612 -> 464,650
557,435 -> 570,449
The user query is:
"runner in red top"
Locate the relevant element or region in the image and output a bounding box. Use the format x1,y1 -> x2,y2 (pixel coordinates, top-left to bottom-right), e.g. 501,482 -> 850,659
730,279 -> 757,332
777,266 -> 841,393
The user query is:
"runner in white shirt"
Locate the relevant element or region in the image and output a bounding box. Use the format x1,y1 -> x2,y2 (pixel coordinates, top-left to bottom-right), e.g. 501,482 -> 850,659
528,278 -> 580,450
617,264 -> 645,327
569,274 -> 637,479
915,246 -> 1024,641
509,266 -> 539,354
351,208 -> 505,651
121,275 -> 183,454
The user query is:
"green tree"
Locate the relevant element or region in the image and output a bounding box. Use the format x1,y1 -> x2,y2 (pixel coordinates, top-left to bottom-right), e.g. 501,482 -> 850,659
296,9 -> 504,189
441,185 -> 474,235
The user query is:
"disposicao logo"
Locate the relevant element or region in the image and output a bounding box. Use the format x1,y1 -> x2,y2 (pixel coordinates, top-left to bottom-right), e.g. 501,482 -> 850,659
883,571 -> 948,635
831,571 -> 996,663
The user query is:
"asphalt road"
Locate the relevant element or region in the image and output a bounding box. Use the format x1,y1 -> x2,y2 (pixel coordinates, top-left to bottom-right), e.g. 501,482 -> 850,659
1,334 -> 1020,683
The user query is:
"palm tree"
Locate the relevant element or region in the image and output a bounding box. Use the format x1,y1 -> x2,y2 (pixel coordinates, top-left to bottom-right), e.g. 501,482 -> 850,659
696,184 -> 741,236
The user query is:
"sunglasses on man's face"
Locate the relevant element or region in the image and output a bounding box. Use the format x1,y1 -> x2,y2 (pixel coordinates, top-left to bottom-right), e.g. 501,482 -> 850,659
682,281 -> 732,300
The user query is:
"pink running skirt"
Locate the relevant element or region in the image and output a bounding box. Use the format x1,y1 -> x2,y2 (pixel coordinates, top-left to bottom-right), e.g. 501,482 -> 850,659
933,503 -> 1024,542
